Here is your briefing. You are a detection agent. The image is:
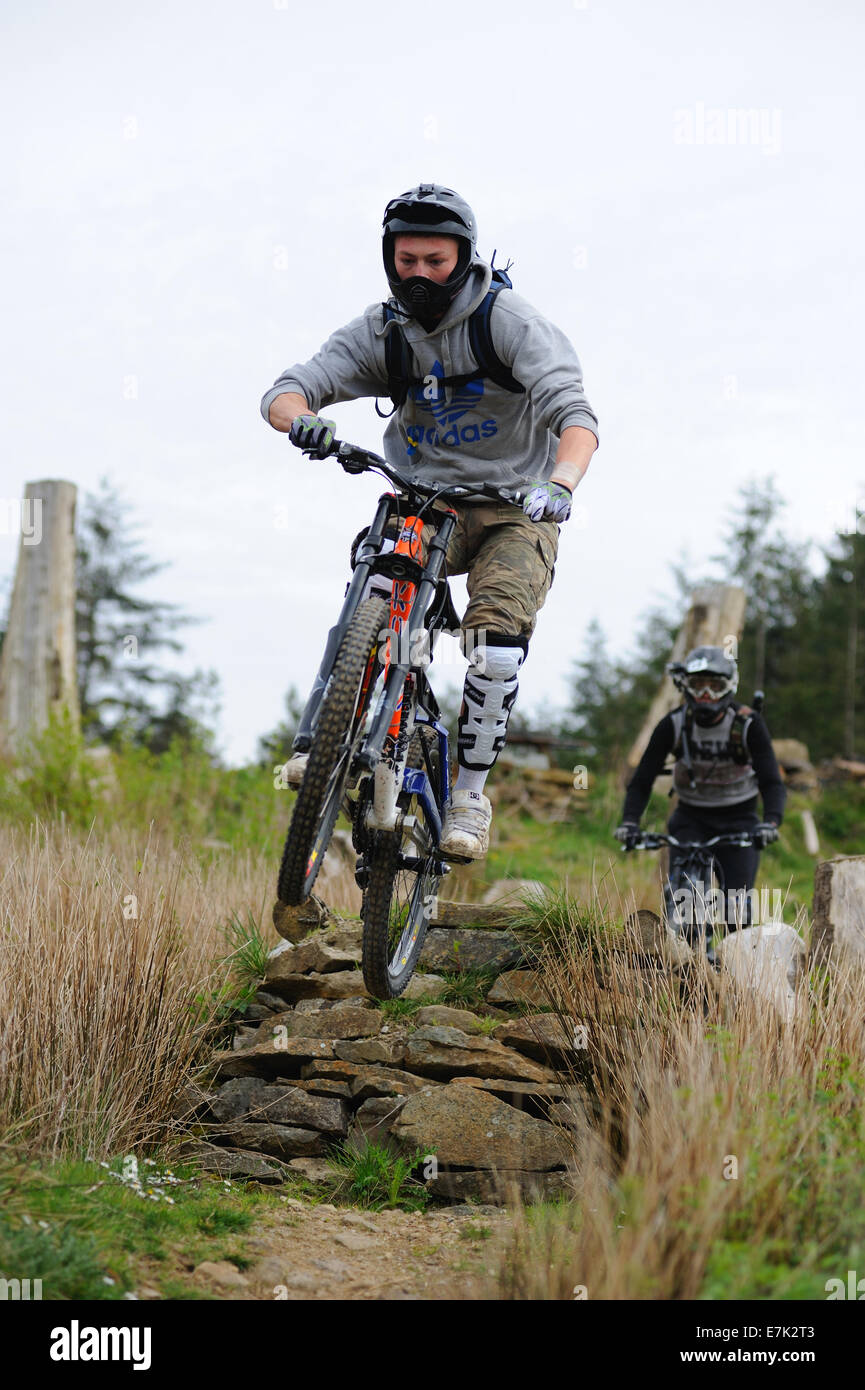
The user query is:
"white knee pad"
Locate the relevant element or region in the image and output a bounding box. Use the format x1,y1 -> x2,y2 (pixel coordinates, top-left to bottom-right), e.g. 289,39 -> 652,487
458,643 -> 525,769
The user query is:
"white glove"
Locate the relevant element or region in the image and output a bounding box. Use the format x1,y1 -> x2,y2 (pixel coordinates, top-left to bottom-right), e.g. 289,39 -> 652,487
522,480 -> 572,523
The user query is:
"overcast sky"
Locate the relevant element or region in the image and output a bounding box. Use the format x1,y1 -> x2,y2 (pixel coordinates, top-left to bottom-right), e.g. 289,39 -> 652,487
2,0 -> 862,763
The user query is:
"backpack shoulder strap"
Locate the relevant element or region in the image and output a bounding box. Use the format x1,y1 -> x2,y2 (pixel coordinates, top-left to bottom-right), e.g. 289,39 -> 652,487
670,706 -> 688,758
376,305 -> 424,417
670,705 -> 697,789
729,705 -> 754,764
467,270 -> 525,395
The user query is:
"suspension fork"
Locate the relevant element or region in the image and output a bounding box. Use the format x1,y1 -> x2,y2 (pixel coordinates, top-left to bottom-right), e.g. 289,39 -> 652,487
292,493 -> 396,753
366,513 -> 424,832
358,510 -> 456,776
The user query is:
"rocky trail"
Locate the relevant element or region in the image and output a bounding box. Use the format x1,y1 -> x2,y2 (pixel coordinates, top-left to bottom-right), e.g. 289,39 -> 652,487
191,1196 -> 509,1301
172,871 -> 818,1299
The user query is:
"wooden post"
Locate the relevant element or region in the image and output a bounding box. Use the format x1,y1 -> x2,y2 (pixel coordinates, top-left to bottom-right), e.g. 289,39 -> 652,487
626,583 -> 746,769
0,481 -> 79,754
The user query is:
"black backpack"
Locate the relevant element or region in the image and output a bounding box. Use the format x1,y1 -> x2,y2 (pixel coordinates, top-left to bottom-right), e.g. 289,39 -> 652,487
375,259 -> 525,418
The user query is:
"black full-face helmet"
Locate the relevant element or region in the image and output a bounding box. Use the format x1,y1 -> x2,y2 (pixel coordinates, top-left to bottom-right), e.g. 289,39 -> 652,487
382,183 -> 477,319
670,646 -> 739,724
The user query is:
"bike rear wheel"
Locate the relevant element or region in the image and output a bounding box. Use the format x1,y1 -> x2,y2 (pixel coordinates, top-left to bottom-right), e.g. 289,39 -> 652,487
277,597 -> 388,906
361,725 -> 444,999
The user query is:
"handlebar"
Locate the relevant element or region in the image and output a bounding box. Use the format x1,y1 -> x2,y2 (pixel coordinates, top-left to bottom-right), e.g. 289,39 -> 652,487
298,435 -> 526,510
624,831 -> 760,851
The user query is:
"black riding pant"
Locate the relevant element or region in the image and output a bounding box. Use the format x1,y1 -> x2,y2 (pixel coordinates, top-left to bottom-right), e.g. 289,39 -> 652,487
666,798 -> 761,933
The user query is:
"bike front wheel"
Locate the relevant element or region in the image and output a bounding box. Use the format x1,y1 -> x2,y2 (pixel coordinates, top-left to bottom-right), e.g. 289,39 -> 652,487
361,725 -> 444,999
277,596 -> 389,906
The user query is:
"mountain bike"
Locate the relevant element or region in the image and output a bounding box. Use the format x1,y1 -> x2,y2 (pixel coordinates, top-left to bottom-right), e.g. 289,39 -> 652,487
275,434 -> 526,999
621,830 -> 767,961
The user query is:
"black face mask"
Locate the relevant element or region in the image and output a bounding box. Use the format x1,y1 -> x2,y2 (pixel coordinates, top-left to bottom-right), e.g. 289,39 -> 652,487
392,274 -> 457,319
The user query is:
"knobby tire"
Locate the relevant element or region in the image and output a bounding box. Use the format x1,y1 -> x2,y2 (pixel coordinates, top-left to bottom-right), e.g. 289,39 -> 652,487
362,725 -> 442,999
277,596 -> 389,906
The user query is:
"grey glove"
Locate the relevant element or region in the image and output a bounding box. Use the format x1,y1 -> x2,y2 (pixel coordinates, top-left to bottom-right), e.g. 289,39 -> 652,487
614,822 -> 641,849
753,822 -> 780,848
522,480 -> 572,523
289,412 -> 337,459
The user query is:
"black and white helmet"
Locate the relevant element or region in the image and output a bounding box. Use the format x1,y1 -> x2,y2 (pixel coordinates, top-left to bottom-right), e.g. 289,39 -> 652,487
382,183 -> 477,318
669,646 -> 738,723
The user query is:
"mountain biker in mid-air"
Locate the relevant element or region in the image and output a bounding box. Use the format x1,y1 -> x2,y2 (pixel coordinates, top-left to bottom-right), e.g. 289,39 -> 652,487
614,646 -> 786,933
260,182 -> 599,860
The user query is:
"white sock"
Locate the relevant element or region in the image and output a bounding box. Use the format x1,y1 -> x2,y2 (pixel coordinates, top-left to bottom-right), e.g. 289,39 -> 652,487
454,767 -> 489,796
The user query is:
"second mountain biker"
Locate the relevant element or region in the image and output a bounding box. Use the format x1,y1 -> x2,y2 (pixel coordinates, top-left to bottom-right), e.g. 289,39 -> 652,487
615,646 -> 787,931
260,182 -> 599,860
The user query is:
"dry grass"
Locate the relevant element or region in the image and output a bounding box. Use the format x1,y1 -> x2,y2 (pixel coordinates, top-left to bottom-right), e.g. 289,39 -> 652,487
0,823 -> 278,1161
486,891 -> 865,1300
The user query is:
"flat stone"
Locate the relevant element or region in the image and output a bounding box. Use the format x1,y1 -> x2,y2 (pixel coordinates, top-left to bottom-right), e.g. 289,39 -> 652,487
333,1231 -> 376,1251
178,1145 -> 285,1183
449,1077 -> 568,1111
248,1257 -> 295,1288
243,1003 -> 276,1021
349,1067 -> 432,1101
210,1076 -> 272,1122
266,924 -> 363,978
481,879 -> 550,908
256,1002 -> 382,1044
287,1157 -> 343,1183
298,1059 -> 429,1099
419,928 -> 523,974
392,1084 -> 569,1170
486,970 -> 550,1007
224,1122 -> 329,1159
352,1096 -> 407,1144
263,965 -> 371,1003
254,990 -> 286,1011
210,1078 -> 348,1135
425,1168 -> 573,1204
300,1059 -> 365,1084
403,1026 -> 554,1082
195,1260 -> 250,1288
431,901 -> 527,929
210,1038 -> 335,1080
288,1077 -> 352,1099
492,1014 -> 583,1068
401,972 -> 448,1000
333,1036 -> 406,1065
413,1006 -> 488,1033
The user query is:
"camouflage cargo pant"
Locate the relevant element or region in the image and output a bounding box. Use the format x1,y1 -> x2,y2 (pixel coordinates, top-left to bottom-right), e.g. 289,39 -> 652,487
418,501 -> 559,647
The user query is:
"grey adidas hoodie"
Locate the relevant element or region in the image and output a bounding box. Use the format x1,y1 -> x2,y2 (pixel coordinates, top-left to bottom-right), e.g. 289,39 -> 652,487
260,257 -> 598,495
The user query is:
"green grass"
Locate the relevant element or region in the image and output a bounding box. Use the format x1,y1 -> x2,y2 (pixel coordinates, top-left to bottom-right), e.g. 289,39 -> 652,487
221,909 -> 270,987
2,719 -> 858,927
327,1140 -> 432,1211
435,968 -> 497,1008
375,995 -> 426,1021
0,1154 -> 267,1300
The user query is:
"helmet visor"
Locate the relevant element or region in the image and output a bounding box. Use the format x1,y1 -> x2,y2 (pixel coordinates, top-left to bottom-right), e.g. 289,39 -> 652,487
685,673 -> 734,700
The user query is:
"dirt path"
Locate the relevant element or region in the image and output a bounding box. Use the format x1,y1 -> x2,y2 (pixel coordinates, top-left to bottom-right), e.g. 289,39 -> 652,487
191,1197 -> 510,1300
